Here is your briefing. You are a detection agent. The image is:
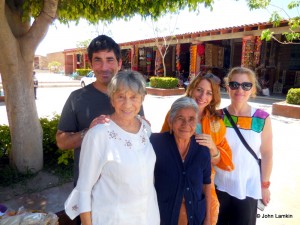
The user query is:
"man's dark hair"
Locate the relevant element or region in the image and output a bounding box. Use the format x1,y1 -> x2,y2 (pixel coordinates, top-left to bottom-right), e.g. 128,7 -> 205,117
87,35 -> 121,62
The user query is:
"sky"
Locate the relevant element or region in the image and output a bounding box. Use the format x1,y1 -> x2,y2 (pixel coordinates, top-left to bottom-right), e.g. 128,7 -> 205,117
35,0 -> 295,56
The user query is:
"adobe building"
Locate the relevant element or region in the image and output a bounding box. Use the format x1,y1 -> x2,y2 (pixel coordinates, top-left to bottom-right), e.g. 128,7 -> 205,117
119,20 -> 299,95
63,47 -> 89,75
47,51 -> 65,72
34,55 -> 48,70
61,20 -> 300,95
34,52 -> 65,72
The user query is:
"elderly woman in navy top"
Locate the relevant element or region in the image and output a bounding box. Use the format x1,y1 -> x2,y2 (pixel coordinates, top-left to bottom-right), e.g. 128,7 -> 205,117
64,70 -> 160,225
151,96 -> 211,225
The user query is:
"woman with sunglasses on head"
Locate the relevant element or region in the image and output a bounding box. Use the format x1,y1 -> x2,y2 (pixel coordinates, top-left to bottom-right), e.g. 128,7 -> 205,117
215,67 -> 273,225
161,73 -> 234,225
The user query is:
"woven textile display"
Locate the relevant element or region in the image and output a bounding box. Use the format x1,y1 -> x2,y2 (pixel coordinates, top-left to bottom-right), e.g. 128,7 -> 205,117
190,45 -> 197,74
205,43 -> 213,67
254,37 -> 262,66
176,44 -> 181,72
241,36 -> 255,68
205,43 -> 224,67
217,46 -> 224,68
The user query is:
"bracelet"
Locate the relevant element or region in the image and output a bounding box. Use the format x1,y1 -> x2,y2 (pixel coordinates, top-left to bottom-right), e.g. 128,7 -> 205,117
211,149 -> 220,158
80,128 -> 88,139
261,181 -> 270,188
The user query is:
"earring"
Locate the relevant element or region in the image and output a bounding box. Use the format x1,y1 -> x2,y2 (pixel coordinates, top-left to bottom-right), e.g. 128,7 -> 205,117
169,129 -> 173,134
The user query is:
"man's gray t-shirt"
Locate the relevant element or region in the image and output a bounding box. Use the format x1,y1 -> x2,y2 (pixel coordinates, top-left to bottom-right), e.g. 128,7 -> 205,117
58,84 -> 144,184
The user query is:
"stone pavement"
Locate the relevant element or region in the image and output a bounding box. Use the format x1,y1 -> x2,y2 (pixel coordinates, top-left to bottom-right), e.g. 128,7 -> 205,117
1,81 -> 300,224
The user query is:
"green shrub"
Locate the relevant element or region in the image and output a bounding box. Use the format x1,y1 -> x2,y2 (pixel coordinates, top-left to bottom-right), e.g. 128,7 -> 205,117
0,125 -> 34,187
48,61 -> 62,73
39,114 -> 74,168
286,88 -> 300,105
150,77 -> 178,89
76,69 -> 92,76
0,114 -> 74,186
0,124 -> 10,158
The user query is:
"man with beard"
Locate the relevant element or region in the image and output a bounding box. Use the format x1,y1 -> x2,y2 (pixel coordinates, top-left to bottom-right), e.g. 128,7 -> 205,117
56,35 -> 144,224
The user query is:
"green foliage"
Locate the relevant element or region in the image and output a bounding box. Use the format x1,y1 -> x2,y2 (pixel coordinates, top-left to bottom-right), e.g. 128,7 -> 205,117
150,77 -> 178,89
39,114 -> 74,168
248,0 -> 300,43
0,125 -> 34,187
22,0 -> 214,23
0,114 -> 74,186
76,39 -> 92,49
288,1 -> 300,9
48,61 -> 62,73
248,0 -> 271,9
261,29 -> 273,41
286,88 -> 300,105
76,69 -> 92,76
270,11 -> 282,27
0,124 -> 10,158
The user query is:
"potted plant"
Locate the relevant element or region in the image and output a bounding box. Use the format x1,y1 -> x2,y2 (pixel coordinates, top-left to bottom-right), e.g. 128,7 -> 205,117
272,88 -> 300,119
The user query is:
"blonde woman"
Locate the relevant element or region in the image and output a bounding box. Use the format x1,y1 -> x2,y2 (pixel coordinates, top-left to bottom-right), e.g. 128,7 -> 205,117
215,67 -> 273,225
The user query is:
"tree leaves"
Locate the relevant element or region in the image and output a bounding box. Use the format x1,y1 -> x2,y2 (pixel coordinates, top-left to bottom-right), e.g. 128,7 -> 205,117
247,0 -> 271,10
249,0 -> 300,43
19,0 -> 214,23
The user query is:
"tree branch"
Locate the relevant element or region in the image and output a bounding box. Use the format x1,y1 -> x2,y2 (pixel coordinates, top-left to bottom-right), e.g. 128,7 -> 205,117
268,4 -> 290,19
0,0 -> 18,67
271,35 -> 300,44
20,0 -> 58,58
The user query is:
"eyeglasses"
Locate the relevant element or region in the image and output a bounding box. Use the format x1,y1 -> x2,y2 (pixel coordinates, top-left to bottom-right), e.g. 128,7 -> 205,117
228,81 -> 253,91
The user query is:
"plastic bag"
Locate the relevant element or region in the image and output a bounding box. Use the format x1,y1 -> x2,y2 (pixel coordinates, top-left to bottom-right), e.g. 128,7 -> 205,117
0,206 -> 58,225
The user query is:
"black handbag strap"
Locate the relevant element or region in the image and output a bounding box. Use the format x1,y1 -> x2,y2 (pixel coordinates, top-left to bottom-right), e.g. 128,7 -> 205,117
223,108 -> 259,162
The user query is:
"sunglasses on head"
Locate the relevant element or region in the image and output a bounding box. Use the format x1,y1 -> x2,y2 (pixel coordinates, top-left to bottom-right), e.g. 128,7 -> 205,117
203,73 -> 221,85
228,81 -> 253,91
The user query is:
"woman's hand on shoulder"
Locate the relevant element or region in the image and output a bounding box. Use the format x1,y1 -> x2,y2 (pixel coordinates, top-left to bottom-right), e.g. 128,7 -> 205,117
89,115 -> 110,129
195,134 -> 220,164
195,134 -> 217,151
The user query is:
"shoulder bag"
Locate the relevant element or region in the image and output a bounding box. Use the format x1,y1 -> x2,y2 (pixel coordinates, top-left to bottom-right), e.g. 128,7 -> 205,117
223,108 -> 265,210
223,108 -> 260,164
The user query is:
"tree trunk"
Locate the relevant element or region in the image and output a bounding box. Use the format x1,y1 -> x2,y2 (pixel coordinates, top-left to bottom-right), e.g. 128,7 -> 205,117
162,59 -> 167,77
2,61 -> 43,173
0,0 -> 58,173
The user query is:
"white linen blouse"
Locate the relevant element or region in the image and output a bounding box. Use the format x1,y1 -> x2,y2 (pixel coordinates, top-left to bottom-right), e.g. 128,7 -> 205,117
65,119 -> 160,225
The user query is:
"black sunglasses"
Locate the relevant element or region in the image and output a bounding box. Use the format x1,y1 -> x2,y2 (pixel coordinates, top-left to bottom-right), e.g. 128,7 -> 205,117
228,81 -> 253,91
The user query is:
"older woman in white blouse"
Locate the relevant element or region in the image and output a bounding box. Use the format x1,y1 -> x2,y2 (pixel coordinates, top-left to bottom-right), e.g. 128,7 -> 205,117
65,70 -> 160,225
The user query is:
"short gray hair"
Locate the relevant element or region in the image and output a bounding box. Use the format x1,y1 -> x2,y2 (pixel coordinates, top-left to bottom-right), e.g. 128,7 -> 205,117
108,70 -> 147,98
169,97 -> 199,123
